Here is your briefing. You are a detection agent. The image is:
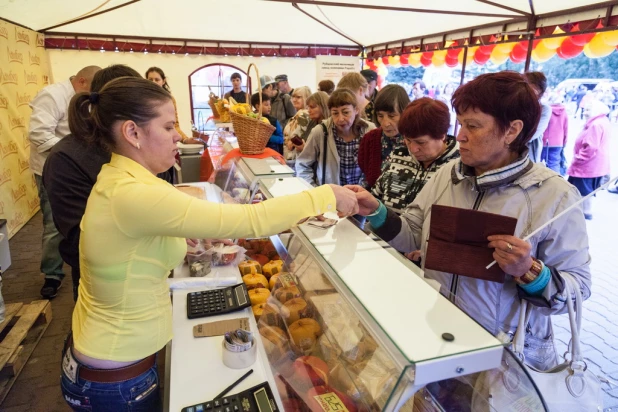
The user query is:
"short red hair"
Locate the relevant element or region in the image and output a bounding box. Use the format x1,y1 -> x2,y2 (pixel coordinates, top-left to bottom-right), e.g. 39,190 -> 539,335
398,97 -> 450,140
452,71 -> 541,154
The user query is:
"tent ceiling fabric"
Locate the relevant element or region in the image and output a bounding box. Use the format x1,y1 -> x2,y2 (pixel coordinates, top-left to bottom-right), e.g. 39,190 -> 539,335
0,0 -> 612,47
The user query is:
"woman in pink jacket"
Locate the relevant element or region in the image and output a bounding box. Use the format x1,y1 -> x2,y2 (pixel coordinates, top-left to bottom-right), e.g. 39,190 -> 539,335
568,99 -> 611,220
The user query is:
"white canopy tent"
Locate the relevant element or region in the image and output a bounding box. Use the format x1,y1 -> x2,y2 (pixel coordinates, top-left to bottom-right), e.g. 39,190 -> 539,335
2,0 -> 616,50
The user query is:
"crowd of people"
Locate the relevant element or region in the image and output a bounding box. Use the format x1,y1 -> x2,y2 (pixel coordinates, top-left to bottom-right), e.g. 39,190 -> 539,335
27,62 -> 603,410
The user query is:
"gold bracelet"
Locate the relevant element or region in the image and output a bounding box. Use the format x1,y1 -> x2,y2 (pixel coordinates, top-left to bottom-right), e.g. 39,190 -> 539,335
514,258 -> 543,285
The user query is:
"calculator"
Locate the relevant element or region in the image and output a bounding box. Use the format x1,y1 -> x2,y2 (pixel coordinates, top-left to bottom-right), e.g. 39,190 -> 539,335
186,283 -> 251,319
181,382 -> 276,412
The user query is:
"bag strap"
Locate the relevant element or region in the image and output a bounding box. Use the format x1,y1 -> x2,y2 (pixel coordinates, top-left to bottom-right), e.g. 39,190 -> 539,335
513,273 -> 582,363
320,123 -> 328,185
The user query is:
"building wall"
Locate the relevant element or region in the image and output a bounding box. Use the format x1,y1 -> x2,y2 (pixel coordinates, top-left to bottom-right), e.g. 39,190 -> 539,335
46,50 -> 319,133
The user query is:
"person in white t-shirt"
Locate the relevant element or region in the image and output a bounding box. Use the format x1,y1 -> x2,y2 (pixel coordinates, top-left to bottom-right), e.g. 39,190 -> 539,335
28,65 -> 100,299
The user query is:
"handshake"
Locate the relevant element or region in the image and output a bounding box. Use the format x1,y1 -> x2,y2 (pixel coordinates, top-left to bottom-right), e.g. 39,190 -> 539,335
327,184 -> 380,218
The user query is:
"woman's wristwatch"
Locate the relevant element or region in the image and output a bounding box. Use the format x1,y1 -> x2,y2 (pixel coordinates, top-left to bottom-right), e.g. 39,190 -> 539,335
514,257 -> 544,285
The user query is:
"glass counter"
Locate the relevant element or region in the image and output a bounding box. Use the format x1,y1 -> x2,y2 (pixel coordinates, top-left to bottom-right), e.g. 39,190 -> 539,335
209,163 -> 548,411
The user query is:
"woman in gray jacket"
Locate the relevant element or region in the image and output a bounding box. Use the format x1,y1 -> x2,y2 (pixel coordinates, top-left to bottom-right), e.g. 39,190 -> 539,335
296,89 -> 375,186
349,71 -> 591,372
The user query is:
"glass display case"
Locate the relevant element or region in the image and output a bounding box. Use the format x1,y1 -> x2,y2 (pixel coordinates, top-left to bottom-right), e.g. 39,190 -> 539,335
208,160 -> 548,411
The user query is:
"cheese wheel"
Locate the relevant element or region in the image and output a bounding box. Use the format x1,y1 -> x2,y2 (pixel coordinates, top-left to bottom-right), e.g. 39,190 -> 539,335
262,260 -> 284,279
288,318 -> 321,352
281,298 -> 308,325
248,288 -> 270,306
242,273 -> 269,290
238,260 -> 262,276
274,285 -> 302,304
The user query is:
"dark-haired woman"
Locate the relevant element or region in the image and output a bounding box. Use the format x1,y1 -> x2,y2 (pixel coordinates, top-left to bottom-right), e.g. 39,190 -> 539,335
60,78 -> 358,411
357,84 -> 410,190
146,66 -> 196,144
349,71 -> 591,375
296,89 -> 376,186
371,97 -> 459,213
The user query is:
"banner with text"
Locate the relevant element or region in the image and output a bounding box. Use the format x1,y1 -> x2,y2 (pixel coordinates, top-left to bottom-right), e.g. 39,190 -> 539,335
0,21 -> 50,237
315,55 -> 361,88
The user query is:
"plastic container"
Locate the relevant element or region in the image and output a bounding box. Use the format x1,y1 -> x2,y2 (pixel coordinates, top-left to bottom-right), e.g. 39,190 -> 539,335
221,337 -> 257,369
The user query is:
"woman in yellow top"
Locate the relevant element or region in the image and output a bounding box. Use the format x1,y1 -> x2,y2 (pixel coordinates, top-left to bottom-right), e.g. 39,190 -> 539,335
60,77 -> 357,411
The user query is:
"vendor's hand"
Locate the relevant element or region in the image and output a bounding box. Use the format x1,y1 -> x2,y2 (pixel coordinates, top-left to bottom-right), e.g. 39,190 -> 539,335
487,235 -> 533,277
344,185 -> 379,216
186,238 -> 199,248
285,140 -> 295,151
328,184 -> 359,218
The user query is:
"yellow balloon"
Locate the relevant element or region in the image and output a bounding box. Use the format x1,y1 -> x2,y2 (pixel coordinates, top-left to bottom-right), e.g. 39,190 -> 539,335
459,47 -> 476,64
534,42 -> 556,60
490,51 -> 509,65
494,42 -> 515,54
587,34 -> 616,58
542,36 -> 564,50
600,30 -> 618,47
388,55 -> 401,68
408,53 -> 422,64
531,49 -> 552,63
434,49 -> 447,59
363,64 -> 370,70
432,56 -> 445,67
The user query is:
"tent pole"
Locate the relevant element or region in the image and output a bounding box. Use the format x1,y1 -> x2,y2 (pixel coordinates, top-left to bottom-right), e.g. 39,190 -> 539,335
291,3 -> 363,47
523,15 -> 537,72
270,0 -> 516,18
42,0 -> 141,32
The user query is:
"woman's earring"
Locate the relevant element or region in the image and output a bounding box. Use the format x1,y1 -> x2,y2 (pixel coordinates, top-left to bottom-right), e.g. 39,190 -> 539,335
136,142 -> 141,150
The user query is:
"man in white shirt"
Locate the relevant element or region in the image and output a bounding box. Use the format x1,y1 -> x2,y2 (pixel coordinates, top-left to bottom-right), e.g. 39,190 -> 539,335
29,65 -> 100,298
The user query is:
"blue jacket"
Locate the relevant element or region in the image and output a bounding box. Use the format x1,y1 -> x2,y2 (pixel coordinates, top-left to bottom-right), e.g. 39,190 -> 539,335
264,114 -> 284,144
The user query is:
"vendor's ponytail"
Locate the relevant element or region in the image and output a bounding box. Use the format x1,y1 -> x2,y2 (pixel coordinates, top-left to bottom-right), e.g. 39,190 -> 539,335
68,77 -> 171,152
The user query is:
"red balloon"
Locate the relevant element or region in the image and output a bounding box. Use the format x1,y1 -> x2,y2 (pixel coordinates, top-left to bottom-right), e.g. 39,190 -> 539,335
382,56 -> 389,65
509,49 -> 526,63
556,47 -> 568,59
446,47 -> 460,59
422,51 -> 434,60
473,51 -> 490,65
420,55 -> 432,67
570,32 -> 595,47
559,37 -> 585,58
399,54 -> 409,65
445,55 -> 459,67
478,44 -> 495,55
510,43 -> 527,61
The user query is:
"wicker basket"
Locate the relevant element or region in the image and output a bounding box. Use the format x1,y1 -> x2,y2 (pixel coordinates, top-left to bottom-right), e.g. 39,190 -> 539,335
209,96 -> 221,119
230,63 -> 275,155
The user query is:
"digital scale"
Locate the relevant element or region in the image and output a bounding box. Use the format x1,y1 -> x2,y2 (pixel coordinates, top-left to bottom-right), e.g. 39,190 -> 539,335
186,283 -> 251,319
181,382 -> 276,412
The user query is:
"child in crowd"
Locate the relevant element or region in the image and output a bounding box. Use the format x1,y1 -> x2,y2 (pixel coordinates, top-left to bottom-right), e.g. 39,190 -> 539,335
251,92 -> 284,154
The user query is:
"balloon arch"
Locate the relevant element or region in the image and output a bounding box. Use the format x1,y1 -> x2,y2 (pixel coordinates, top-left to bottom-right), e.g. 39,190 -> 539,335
365,23 -> 618,82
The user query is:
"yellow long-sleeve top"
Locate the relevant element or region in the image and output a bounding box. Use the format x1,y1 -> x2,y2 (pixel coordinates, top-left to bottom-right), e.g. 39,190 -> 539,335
73,153 -> 336,362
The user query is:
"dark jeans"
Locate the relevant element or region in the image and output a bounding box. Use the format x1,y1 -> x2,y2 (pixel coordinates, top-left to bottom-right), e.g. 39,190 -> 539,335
266,142 -> 283,155
35,174 -> 65,281
60,339 -> 161,411
540,146 -> 563,174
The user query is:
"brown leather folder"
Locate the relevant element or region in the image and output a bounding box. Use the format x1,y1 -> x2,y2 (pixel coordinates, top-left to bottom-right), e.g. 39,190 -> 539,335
424,205 -> 518,283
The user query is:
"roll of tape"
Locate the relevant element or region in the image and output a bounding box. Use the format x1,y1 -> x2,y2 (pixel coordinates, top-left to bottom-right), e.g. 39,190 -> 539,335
222,337 -> 257,369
